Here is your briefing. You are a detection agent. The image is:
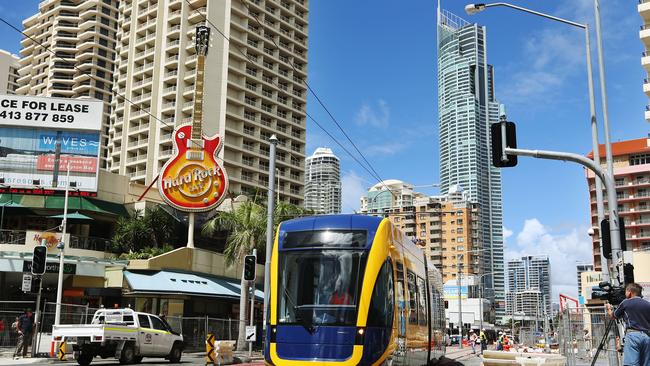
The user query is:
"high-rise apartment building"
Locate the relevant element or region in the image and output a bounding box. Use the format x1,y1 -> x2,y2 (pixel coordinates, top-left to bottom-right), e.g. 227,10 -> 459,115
576,262 -> 593,296
304,147 -> 341,214
587,137 -> 650,270
437,7 -> 505,321
17,0 -> 119,169
0,50 -> 20,94
360,181 -> 481,282
108,0 -> 308,205
507,255 -> 552,319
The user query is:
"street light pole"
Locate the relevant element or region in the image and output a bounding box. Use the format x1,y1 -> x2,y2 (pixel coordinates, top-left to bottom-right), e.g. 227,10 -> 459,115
593,0 -> 620,285
263,135 -> 278,337
54,163 -> 70,326
464,2 -> 610,281
457,258 -> 463,349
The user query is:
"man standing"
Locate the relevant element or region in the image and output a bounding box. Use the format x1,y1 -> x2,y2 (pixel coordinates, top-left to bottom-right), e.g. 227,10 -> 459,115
13,309 -> 33,359
606,283 -> 650,366
480,328 -> 488,353
469,330 -> 478,354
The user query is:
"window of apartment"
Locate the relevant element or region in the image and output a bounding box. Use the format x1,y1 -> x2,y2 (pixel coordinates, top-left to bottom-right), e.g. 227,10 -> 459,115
630,154 -> 650,166
457,237 -> 464,243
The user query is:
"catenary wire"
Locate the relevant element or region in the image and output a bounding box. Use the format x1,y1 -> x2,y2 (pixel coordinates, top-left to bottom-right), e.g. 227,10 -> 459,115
0,16 -> 207,150
182,0 -> 398,195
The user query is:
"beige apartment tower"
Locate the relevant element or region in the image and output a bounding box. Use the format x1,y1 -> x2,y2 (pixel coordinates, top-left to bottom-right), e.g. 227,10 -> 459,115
0,50 -> 20,94
361,181 -> 481,282
109,0 -> 308,205
17,0 -> 119,168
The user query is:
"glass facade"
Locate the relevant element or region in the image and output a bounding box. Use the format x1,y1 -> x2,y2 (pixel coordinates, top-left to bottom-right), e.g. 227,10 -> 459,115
437,8 -> 506,322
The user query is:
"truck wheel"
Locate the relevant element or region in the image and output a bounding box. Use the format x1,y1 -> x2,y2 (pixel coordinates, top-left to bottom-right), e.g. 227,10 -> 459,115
119,344 -> 136,365
77,353 -> 93,366
168,344 -> 182,363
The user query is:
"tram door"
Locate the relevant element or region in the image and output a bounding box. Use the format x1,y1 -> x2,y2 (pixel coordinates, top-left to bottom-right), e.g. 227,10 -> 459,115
394,261 -> 407,365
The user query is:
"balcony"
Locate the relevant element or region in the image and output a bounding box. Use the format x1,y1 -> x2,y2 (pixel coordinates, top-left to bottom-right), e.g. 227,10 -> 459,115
641,24 -> 650,47
646,105 -> 650,122
641,0 -> 650,23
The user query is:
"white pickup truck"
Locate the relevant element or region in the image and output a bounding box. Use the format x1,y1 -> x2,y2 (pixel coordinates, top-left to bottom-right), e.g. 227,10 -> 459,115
52,308 -> 184,365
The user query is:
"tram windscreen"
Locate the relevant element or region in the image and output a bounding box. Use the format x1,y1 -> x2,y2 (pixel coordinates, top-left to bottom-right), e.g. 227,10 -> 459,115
278,249 -> 366,327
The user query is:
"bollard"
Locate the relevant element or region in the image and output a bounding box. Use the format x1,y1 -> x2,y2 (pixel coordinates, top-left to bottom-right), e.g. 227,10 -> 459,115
57,341 -> 66,361
205,333 -> 215,365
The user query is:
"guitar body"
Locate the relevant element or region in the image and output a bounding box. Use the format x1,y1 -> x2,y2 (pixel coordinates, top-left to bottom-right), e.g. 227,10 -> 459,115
159,124 -> 228,212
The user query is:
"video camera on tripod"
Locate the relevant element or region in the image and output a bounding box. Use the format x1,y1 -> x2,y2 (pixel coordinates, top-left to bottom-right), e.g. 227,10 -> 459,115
592,281 -> 626,305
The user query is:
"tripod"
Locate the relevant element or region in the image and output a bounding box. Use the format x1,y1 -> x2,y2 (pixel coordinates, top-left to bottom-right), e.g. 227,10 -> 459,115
590,317 -> 621,366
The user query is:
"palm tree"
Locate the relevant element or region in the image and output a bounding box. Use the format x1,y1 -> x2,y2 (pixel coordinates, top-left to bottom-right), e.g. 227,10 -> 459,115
201,198 -> 310,350
202,200 -> 266,351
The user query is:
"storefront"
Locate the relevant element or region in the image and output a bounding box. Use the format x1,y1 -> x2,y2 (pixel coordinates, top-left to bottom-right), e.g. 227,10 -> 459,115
122,270 -> 263,319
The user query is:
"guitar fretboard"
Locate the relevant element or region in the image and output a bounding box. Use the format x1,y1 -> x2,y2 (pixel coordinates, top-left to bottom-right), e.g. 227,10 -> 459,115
191,55 -> 206,141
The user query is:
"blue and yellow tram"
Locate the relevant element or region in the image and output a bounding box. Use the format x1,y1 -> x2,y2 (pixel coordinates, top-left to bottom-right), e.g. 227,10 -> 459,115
265,215 -> 446,365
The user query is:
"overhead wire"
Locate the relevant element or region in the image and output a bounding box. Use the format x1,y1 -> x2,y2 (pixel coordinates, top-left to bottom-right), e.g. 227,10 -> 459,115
0,16 -> 208,151
182,0 -> 398,196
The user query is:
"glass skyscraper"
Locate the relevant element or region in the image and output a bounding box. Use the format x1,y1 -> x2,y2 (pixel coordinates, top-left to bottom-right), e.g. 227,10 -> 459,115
437,7 -> 506,322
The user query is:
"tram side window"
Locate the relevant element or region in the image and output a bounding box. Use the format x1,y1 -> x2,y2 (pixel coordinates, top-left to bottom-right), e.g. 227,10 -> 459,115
417,277 -> 427,326
368,259 -> 394,327
407,270 -> 418,324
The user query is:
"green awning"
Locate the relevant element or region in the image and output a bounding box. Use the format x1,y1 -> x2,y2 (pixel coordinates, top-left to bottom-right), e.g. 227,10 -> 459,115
0,194 -> 128,217
49,211 -> 94,220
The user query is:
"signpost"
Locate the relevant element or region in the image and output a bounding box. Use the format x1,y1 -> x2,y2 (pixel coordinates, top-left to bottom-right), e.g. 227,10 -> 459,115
21,273 -> 32,292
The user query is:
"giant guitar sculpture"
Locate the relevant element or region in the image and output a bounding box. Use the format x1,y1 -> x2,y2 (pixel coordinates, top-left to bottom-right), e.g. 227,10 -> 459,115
159,26 -> 228,212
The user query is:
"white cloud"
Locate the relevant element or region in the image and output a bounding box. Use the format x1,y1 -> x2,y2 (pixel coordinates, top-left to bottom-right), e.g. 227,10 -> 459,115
503,227 -> 513,240
355,99 -> 390,128
364,141 -> 408,157
505,218 -> 592,301
341,170 -> 367,213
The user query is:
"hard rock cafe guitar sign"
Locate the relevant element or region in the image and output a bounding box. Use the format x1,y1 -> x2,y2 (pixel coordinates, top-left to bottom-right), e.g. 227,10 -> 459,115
159,26 -> 228,212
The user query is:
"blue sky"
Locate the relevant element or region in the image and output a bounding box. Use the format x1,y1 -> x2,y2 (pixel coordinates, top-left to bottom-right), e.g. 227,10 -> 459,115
1,0 -> 646,298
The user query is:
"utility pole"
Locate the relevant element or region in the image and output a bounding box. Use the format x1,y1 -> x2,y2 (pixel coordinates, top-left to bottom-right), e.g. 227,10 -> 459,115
457,256 -> 463,349
263,135 -> 278,339
249,248 -> 256,357
54,163 -> 70,326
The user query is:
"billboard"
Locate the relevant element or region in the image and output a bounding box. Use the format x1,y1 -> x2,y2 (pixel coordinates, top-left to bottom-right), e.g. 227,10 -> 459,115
443,285 -> 468,300
0,95 -> 102,193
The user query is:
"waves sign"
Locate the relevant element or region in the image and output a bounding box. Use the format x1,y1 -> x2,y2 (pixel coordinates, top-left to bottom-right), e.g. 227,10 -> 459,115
0,94 -> 103,193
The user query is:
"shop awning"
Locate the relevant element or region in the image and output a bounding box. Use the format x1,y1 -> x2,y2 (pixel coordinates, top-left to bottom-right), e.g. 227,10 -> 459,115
123,270 -> 263,301
0,194 -> 128,217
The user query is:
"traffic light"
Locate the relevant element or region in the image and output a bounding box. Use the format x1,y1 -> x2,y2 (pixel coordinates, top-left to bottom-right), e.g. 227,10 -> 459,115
244,255 -> 256,281
623,263 -> 635,285
490,121 -> 518,168
601,218 -> 627,259
32,246 -> 47,275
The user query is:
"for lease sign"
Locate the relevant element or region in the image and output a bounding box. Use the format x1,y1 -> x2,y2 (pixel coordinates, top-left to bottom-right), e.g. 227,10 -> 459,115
0,94 -> 102,131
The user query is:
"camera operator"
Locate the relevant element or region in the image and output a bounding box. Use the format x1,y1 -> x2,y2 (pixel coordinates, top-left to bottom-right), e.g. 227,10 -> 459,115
606,283 -> 650,365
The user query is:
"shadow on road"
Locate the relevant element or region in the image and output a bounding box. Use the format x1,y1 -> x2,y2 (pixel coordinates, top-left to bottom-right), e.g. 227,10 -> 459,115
432,356 -> 465,366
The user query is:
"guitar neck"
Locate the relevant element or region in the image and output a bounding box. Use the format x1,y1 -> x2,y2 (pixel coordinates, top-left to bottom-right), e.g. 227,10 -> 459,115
191,55 -> 206,141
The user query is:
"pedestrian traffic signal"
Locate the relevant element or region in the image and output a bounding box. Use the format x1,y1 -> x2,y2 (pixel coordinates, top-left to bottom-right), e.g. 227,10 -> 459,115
32,246 -> 47,275
244,255 -> 256,281
490,121 -> 518,167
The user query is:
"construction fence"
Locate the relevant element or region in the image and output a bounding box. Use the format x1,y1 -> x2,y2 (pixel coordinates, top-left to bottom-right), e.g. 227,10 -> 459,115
557,305 -> 620,366
0,301 -> 260,353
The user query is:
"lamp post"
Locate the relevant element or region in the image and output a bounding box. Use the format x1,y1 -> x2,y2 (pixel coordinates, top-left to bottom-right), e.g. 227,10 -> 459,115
54,163 -> 70,326
464,2 -> 610,282
263,135 -> 278,337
